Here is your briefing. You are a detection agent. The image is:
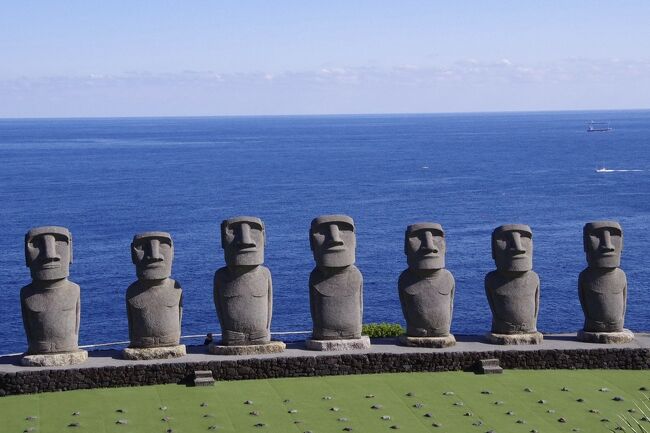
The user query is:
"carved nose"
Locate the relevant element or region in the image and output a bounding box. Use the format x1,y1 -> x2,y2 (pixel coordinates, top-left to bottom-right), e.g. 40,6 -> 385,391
237,223 -> 256,248
421,231 -> 438,253
600,230 -> 615,252
326,224 -> 344,247
146,239 -> 164,261
510,232 -> 526,255
42,234 -> 60,261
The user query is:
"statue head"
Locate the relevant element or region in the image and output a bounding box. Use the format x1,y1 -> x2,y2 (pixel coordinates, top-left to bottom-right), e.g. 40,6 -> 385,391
25,226 -> 72,281
221,216 -> 265,267
583,221 -> 622,268
492,224 -> 533,272
131,232 -> 173,280
310,214 -> 356,268
405,222 -> 446,270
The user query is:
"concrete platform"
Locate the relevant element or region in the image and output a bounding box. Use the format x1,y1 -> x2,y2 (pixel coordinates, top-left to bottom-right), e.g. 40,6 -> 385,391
1,333 -> 647,374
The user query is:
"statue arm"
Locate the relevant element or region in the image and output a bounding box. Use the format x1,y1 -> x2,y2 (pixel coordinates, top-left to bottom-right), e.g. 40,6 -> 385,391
267,272 -> 273,331
126,295 -> 133,342
534,278 -> 540,319
398,274 -> 408,319
484,274 -> 496,315
75,292 -> 81,337
178,290 -> 183,329
359,271 -> 364,324
622,272 -> 628,318
20,295 -> 31,341
450,274 -> 456,320
577,272 -> 587,316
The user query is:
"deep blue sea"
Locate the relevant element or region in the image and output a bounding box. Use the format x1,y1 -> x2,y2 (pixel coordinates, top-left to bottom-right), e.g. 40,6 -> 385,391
1,111 -> 649,354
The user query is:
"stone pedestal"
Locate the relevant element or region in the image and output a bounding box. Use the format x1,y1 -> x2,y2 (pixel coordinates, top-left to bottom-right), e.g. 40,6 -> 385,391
208,341 -> 286,355
398,334 -> 456,348
305,336 -> 371,351
577,329 -> 634,344
122,344 -> 186,360
21,350 -> 88,367
485,331 -> 543,345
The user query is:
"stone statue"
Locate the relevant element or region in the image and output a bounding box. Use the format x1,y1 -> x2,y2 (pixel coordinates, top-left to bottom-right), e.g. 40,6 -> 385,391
212,217 -> 284,354
123,231 -> 186,359
20,226 -> 87,366
485,224 -> 543,344
578,221 -> 633,343
398,223 -> 456,347
306,215 -> 369,350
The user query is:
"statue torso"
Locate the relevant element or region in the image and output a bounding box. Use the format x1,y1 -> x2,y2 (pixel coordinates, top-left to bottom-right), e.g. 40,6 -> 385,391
310,265 -> 363,339
399,269 -> 454,337
126,278 -> 182,347
579,267 -> 626,332
21,280 -> 80,354
485,270 -> 539,334
214,266 -> 271,338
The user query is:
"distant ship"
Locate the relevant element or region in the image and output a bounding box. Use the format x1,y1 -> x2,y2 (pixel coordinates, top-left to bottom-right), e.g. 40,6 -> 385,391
587,121 -> 612,132
595,167 -> 614,173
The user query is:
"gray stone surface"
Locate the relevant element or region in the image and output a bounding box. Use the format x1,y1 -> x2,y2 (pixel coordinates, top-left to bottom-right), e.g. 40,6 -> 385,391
309,215 -> 363,340
20,226 -> 82,357
485,331 -> 543,345
579,221 -> 629,337
126,232 -> 183,352
209,341 -> 285,355
305,336 -> 371,351
399,222 -> 455,341
21,350 -> 87,367
398,334 -> 456,348
578,329 -> 634,344
485,224 -> 540,340
214,217 -> 273,346
122,344 -> 186,360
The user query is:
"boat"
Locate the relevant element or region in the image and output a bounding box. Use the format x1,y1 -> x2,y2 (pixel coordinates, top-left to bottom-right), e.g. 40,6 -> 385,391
596,167 -> 614,173
587,121 -> 612,132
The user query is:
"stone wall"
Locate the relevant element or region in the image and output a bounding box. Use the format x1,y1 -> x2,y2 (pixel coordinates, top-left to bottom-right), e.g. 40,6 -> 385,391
2,347 -> 649,397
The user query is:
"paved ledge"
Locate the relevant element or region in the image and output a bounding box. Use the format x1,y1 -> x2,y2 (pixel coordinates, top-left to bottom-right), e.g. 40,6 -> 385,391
1,333 -> 649,396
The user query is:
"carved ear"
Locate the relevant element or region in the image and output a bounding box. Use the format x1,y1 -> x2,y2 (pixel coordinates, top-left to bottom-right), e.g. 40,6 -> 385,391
130,242 -> 138,264
68,233 -> 73,265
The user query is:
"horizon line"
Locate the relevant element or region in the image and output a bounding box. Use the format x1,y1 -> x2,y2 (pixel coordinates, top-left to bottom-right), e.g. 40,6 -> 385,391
1,107 -> 649,121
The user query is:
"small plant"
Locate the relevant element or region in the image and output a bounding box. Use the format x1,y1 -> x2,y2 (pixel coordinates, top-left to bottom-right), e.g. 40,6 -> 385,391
361,323 -> 405,338
612,394 -> 650,433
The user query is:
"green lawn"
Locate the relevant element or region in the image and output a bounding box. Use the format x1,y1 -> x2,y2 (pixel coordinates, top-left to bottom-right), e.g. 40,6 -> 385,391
2,370 -> 650,433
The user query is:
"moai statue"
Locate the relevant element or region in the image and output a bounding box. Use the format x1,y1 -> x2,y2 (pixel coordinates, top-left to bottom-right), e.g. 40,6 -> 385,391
212,217 -> 285,355
398,223 -> 456,348
20,226 -> 87,366
578,221 -> 633,343
485,224 -> 543,344
123,232 -> 186,360
306,215 -> 370,350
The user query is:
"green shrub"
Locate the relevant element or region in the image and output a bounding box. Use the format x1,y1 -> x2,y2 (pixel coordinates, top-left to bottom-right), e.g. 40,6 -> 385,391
362,322 -> 405,338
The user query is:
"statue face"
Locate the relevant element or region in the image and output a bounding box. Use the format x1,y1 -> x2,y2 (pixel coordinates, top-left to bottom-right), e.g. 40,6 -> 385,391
405,223 -> 446,270
492,224 -> 533,272
131,232 -> 173,280
310,215 -> 356,268
221,216 -> 265,267
25,226 -> 72,281
584,221 -> 622,268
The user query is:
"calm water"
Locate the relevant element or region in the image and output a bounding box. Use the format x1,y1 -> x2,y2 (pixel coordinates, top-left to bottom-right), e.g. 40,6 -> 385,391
1,111 -> 649,354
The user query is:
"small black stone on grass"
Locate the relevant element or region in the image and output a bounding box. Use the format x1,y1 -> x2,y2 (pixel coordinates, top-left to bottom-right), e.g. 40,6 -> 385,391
294,420 -> 303,424
337,418 -> 349,422
72,412 -> 80,416
572,428 -> 580,432
203,414 -> 214,418
453,402 -> 464,406
166,429 -> 173,433
283,399 -> 291,404
472,420 -> 483,426
26,416 -> 38,421
600,418 -> 610,423
244,400 -> 254,405
249,411 -> 260,416
524,387 -> 533,392
161,416 -> 171,422
589,409 -> 600,414
323,396 -> 333,400
537,400 -> 546,404
627,408 -> 636,413
613,396 -> 625,401
343,427 -> 353,431
413,403 -> 424,408
516,419 -> 526,424
432,422 -> 442,427
160,406 -> 168,411
576,398 -> 584,402
201,402 -> 208,407
116,419 -> 128,425
463,412 -> 473,416
288,409 -> 298,414
116,409 -> 126,413
381,416 -> 391,420
558,417 -> 567,423
598,387 -> 609,392
330,407 -> 340,412
506,411 -> 515,416
443,391 -> 454,396
406,392 -> 414,397
254,423 -> 266,428
640,386 -> 648,391
481,390 -> 492,395
546,409 -> 555,414
23,429 -> 35,433
561,386 -> 570,392
390,425 -> 400,429
423,413 -> 432,418
67,423 -> 80,428
371,404 -> 382,410
208,426 -> 219,430
493,401 -> 504,405
365,394 -> 375,398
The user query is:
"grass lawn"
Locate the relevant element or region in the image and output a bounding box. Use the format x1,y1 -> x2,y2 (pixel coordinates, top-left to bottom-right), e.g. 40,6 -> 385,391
2,370 -> 650,433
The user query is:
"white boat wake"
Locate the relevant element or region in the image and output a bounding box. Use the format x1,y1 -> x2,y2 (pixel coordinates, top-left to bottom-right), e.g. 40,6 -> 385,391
596,168 -> 643,173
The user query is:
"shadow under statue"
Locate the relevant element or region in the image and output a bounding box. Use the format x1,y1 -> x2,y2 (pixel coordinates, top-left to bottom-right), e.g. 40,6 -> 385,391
398,223 -> 456,348
485,224 -> 543,345
578,221 -> 634,344
20,226 -> 87,366
212,217 -> 285,355
306,215 -> 370,351
123,232 -> 186,360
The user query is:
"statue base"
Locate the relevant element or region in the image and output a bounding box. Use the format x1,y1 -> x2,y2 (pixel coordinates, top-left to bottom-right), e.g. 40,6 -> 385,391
122,344 -> 186,360
208,341 -> 286,355
398,334 -> 456,348
21,350 -> 88,367
305,336 -> 371,351
577,329 -> 634,344
485,331 -> 543,345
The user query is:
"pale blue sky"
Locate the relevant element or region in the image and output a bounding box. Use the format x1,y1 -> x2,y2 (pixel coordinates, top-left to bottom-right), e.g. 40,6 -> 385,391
1,1 -> 649,117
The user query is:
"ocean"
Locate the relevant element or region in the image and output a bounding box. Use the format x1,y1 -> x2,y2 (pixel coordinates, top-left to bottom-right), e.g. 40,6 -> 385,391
1,111 -> 649,354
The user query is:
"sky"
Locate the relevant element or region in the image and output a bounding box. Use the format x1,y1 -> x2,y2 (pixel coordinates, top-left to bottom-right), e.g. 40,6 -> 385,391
1,1 -> 649,117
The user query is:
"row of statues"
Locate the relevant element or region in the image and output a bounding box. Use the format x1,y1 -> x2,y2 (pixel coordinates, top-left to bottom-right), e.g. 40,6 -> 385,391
18,216 -> 633,366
